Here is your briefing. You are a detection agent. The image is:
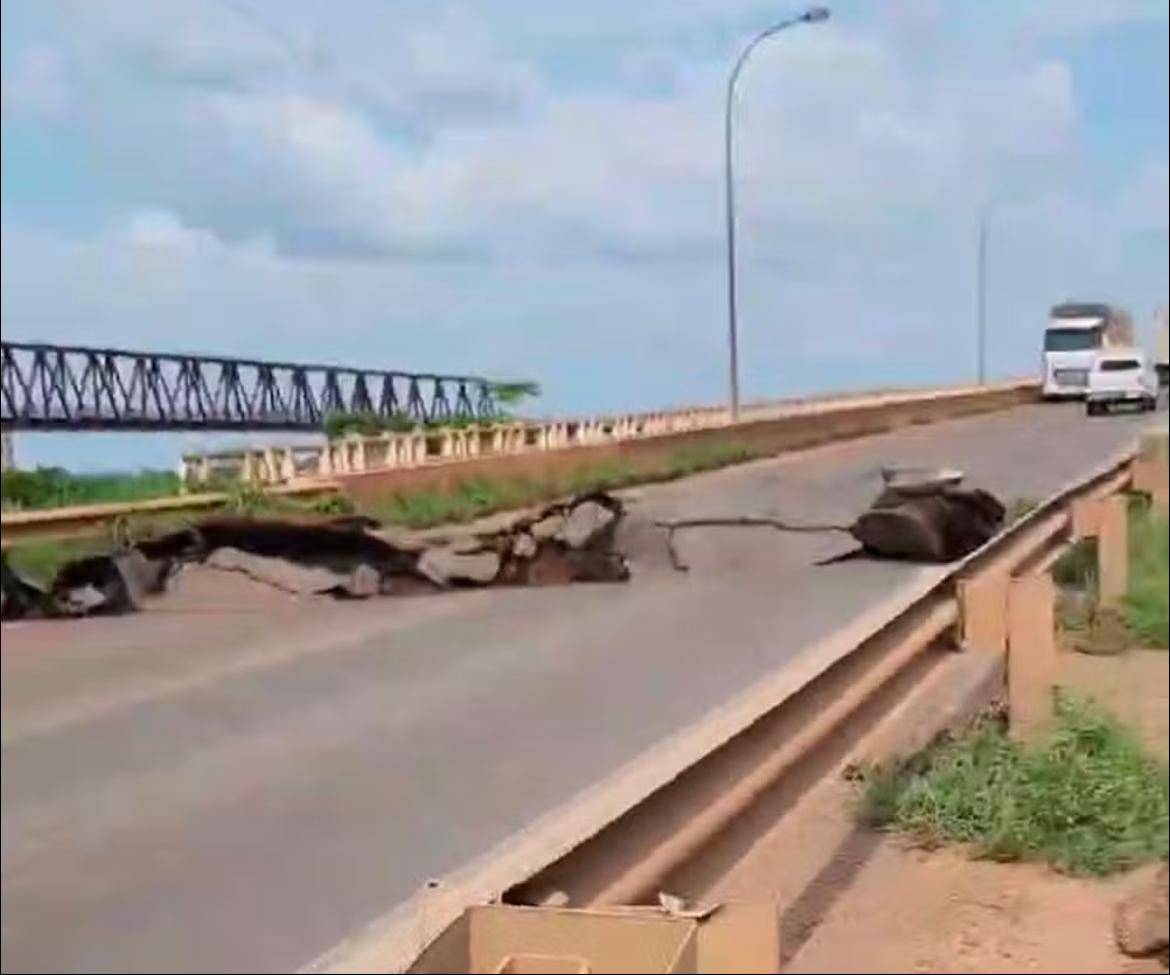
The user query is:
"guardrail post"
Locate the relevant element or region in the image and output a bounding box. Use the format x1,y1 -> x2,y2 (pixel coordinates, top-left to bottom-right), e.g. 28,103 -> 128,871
958,571 -> 1009,654
1007,573 -> 1057,739
1071,496 -> 1103,539
1133,439 -> 1168,516
1097,493 -> 1128,608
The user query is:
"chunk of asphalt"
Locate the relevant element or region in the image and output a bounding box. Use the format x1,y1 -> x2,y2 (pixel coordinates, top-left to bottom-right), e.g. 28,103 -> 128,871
529,515 -> 565,541
49,553 -> 147,616
204,547 -> 349,595
559,500 -> 617,549
511,532 -> 538,560
416,547 -> 501,587
1,554 -> 47,620
342,563 -> 381,599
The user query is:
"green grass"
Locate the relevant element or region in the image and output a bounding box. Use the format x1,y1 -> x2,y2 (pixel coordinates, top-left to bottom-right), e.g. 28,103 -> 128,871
1052,537 -> 1098,590
1050,501 -> 1167,648
3,536 -> 113,585
1125,502 -> 1169,647
2,486 -> 355,585
860,695 -> 1169,876
356,439 -> 767,529
1,467 -> 181,511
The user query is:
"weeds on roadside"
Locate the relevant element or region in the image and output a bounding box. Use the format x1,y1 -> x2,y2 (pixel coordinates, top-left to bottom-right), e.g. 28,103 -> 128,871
1,467 -> 180,511
1124,500 -> 1168,647
354,439 -> 767,529
860,695 -> 1169,876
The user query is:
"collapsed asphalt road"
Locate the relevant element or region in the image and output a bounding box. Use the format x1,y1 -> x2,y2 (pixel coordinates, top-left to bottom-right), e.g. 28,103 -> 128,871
3,468 -> 1009,622
1,493 -> 631,621
1,401 -> 1164,974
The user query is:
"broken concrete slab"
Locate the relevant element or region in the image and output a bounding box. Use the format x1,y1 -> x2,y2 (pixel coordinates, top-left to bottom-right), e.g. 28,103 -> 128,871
511,533 -> 538,560
418,547 -> 501,587
204,547 -> 349,596
114,550 -> 171,604
345,563 -> 382,599
28,490 -> 632,620
530,515 -> 565,542
559,500 -> 617,549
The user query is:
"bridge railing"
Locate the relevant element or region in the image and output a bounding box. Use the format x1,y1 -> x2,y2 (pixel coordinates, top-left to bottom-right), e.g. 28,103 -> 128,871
178,382 -> 1036,489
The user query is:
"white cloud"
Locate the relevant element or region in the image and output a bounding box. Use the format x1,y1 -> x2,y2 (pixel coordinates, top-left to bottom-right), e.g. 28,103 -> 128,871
2,0 -> 1167,472
57,20 -> 1084,267
1115,158 -> 1170,234
1,46 -> 69,118
1014,0 -> 1170,37
123,208 -> 218,250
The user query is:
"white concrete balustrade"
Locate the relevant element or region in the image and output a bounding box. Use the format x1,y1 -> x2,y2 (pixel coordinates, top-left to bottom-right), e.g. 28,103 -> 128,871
177,384 -> 1026,490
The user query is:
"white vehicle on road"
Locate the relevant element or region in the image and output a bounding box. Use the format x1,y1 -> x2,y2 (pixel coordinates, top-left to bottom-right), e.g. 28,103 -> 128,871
1043,302 -> 1134,398
1085,348 -> 1159,415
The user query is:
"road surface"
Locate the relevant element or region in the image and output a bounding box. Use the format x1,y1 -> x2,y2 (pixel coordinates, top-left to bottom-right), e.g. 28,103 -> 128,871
1,402 -> 1163,973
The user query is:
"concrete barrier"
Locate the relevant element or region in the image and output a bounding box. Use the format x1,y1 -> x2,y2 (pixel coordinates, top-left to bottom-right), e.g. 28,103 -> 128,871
178,382 -> 1038,492
335,381 -> 1039,505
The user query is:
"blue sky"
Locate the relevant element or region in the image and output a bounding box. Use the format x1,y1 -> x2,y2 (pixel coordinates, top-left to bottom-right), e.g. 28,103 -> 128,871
2,0 -> 1168,470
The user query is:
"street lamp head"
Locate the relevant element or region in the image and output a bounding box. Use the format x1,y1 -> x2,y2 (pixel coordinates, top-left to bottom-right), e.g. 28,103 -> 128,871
802,7 -> 831,23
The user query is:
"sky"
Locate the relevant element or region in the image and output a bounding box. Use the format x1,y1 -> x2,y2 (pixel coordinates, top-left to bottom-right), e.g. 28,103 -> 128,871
2,0 -> 1168,471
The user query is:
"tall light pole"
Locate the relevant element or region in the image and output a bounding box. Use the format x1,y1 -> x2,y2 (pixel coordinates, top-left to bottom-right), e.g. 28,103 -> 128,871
976,206 -> 989,385
725,7 -> 830,422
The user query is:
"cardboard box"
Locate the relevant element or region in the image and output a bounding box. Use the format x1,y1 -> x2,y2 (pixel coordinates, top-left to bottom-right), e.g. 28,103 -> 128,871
409,901 -> 780,974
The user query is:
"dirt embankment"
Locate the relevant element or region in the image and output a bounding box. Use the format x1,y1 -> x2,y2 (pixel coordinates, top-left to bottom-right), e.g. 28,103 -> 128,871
787,646 -> 1168,975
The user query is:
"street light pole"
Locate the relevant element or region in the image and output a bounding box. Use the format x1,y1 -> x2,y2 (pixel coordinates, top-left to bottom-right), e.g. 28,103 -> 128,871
725,7 -> 829,422
976,207 -> 988,385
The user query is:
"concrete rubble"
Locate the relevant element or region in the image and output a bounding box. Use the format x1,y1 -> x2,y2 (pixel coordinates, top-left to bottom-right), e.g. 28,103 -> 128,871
0,493 -> 631,620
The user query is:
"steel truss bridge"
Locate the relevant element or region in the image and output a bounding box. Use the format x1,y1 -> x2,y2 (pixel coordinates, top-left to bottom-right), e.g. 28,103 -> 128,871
0,341 -> 499,432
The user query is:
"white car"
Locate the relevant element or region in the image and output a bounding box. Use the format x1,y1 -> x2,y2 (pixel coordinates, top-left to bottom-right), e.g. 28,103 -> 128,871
1085,349 -> 1159,415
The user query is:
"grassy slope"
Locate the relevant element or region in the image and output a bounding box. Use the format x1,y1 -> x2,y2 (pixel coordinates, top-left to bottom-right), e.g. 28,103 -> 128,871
862,697 -> 1169,876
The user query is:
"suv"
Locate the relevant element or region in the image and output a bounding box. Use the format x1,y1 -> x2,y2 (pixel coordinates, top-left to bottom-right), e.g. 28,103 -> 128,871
1085,349 -> 1159,415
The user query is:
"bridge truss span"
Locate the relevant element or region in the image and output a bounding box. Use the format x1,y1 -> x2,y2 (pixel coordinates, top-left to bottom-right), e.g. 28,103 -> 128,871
0,341 -> 499,431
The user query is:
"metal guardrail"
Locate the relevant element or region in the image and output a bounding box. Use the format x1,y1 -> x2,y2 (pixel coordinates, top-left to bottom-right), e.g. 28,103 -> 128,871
0,481 -> 341,546
0,341 -> 500,431
311,431 -> 1167,974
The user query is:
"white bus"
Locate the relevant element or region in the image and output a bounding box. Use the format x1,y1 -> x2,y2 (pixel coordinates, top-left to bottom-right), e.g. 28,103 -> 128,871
1043,302 -> 1134,399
